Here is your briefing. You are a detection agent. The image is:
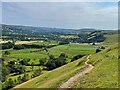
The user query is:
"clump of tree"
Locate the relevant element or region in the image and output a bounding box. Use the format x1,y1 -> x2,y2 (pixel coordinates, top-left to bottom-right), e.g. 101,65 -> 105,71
45,53 -> 67,70
96,48 -> 101,53
13,45 -> 25,50
32,69 -> 42,78
2,65 -> 10,82
2,42 -> 14,49
100,46 -> 105,49
59,41 -> 69,45
22,73 -> 29,82
71,54 -> 85,62
19,59 -> 28,65
4,51 -> 10,56
39,58 -> 46,66
7,61 -> 25,74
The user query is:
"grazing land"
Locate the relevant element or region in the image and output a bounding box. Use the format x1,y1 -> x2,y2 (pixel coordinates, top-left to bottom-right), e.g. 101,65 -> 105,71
13,56 -> 86,88
71,43 -> 118,88
1,24 -> 118,89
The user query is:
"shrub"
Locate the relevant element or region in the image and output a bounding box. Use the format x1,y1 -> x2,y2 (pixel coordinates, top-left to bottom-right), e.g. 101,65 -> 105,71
96,49 -> 101,53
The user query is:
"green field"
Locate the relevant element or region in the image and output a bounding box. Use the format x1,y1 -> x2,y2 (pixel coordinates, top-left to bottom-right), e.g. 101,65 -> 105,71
13,43 -> 119,88
2,33 -> 119,89
13,56 -> 87,88
32,40 -> 58,45
48,43 -> 97,57
2,43 -> 97,89
3,43 -> 97,64
71,43 -> 118,88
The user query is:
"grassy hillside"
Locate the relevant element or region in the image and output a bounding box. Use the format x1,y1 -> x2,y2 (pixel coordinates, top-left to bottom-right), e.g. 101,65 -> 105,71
71,43 -> 118,88
13,56 -> 87,88
13,43 -> 118,89
100,34 -> 118,46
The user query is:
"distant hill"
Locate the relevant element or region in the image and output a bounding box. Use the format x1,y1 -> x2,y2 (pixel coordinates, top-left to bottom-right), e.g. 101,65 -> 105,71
1,24 -> 116,35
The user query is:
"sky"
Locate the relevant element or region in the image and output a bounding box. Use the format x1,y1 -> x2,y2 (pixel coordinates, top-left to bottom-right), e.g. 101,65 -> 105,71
2,1 -> 118,30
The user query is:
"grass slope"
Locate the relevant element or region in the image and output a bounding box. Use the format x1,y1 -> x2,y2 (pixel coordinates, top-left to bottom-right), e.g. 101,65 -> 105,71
48,44 -> 96,57
13,56 -> 87,88
71,43 -> 118,88
100,34 -> 118,46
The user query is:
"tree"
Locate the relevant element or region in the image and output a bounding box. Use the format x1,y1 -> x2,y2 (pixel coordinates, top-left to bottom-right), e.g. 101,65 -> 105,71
20,59 -> 28,65
92,43 -> 95,45
46,60 -> 56,70
96,49 -> 101,53
55,53 -> 67,67
4,51 -> 10,55
39,58 -> 46,66
59,53 -> 66,58
44,48 -> 48,52
2,66 -> 10,82
14,64 -> 25,74
49,55 -> 54,59
71,55 -> 85,62
22,73 -> 29,82
32,69 -> 42,78
8,78 -> 14,88
13,45 -> 25,50
17,76 -> 22,84
31,62 -> 34,71
100,46 -> 105,49
14,79 -> 17,85
59,41 -> 69,45
8,62 -> 25,74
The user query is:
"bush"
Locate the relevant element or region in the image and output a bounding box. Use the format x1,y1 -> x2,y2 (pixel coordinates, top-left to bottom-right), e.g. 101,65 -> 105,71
22,73 -> 29,82
2,42 -> 14,49
71,54 -> 85,62
4,51 -> 10,55
100,46 -> 105,49
39,58 -> 46,66
96,49 -> 101,53
46,60 -> 56,70
32,69 -> 42,78
13,45 -> 25,50
19,59 -> 28,65
59,41 -> 69,45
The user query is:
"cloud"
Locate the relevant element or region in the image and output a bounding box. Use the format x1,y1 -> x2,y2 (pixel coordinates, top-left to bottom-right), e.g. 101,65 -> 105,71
2,2 -> 118,29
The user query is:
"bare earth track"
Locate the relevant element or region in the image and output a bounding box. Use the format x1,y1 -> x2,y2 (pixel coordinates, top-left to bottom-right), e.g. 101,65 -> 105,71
59,55 -> 94,89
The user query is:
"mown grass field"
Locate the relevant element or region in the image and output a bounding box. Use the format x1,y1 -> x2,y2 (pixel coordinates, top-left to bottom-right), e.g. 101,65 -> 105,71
13,56 -> 87,88
71,43 -> 118,88
48,43 -> 97,57
2,43 -> 97,64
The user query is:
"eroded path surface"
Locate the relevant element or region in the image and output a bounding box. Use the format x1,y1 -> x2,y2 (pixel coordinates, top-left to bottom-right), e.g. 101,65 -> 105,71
59,55 -> 94,89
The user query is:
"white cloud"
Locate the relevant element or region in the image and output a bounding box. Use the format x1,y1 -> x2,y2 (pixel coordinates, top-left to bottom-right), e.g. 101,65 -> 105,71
2,2 -> 118,29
